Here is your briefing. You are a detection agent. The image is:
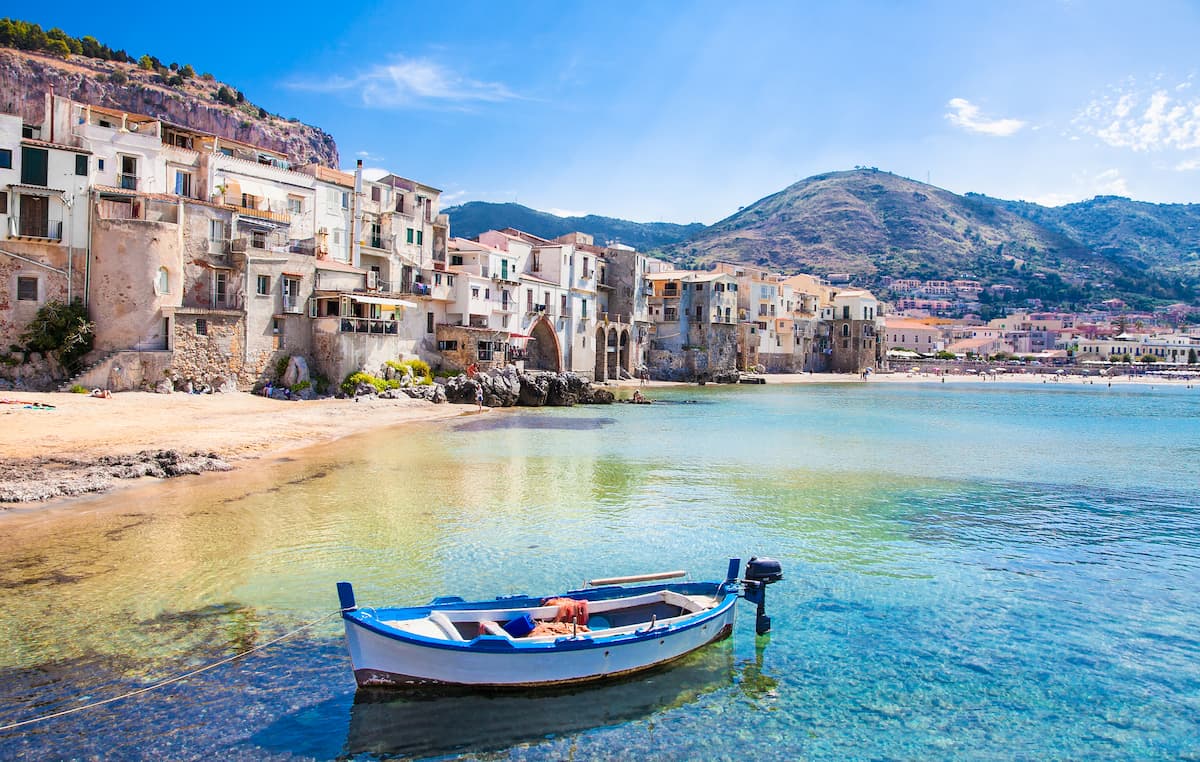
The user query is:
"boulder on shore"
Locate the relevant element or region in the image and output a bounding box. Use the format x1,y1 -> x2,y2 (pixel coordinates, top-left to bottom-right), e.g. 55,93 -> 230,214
443,369 -> 613,408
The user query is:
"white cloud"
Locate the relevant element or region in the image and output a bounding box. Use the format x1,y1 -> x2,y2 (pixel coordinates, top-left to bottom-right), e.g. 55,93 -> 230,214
1093,168 -> 1130,196
1076,80 -> 1200,151
547,208 -> 590,218
1026,169 -> 1131,207
290,57 -> 517,109
944,98 -> 1026,136
1174,158 -> 1200,171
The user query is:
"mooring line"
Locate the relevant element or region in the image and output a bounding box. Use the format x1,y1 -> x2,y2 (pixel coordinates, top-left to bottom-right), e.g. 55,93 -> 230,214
0,609 -> 345,733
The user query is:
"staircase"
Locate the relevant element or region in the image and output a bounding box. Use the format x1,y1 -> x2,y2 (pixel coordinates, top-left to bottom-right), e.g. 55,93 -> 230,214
57,351 -> 118,392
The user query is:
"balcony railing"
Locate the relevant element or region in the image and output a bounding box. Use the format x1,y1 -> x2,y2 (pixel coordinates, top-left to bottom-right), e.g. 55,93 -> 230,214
7,217 -> 63,241
119,174 -> 138,191
282,296 -> 303,314
226,203 -> 291,224
340,317 -> 399,335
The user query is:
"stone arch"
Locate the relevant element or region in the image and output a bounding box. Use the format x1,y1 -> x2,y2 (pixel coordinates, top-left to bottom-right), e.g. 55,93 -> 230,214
605,327 -> 621,380
618,329 -> 631,377
595,325 -> 609,381
526,317 -> 562,372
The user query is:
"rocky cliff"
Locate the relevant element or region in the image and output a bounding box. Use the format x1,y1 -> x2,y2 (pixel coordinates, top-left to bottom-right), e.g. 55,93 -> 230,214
0,48 -> 339,167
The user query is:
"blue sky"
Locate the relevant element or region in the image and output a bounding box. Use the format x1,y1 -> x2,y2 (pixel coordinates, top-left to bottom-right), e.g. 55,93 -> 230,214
20,1 -> 1200,224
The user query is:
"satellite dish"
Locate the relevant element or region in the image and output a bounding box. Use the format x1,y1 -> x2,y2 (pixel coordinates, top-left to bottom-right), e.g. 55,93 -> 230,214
128,123 -> 139,132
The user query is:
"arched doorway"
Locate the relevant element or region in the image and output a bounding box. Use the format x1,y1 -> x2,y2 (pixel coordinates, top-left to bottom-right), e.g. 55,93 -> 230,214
606,328 -> 620,379
594,326 -> 608,381
526,317 -> 562,372
618,329 -> 630,377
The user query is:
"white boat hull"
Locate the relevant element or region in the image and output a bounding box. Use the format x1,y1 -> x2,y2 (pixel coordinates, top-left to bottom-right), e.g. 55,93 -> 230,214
343,602 -> 737,688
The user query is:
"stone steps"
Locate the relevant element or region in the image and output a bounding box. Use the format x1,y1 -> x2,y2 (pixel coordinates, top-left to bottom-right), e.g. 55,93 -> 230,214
57,351 -> 118,392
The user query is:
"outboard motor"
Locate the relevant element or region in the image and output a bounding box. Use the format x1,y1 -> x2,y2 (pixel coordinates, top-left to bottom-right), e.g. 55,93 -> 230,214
741,557 -> 784,635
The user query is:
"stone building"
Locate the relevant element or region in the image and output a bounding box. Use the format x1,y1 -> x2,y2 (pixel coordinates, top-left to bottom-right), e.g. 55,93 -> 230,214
644,270 -> 739,380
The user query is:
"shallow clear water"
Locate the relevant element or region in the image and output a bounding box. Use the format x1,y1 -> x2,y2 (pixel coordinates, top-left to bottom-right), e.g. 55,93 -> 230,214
1,382 -> 1199,759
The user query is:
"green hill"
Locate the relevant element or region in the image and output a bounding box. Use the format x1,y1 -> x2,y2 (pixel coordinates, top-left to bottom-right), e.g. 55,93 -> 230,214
444,201 -> 704,251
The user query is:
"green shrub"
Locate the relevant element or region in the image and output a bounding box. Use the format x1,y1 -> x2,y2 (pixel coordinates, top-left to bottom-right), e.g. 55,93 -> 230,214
20,298 -> 93,371
274,355 -> 290,380
312,374 -> 330,395
387,358 -> 433,385
289,380 -> 311,393
1138,354 -> 1159,363
69,384 -> 89,394
434,369 -> 462,378
342,371 -> 388,395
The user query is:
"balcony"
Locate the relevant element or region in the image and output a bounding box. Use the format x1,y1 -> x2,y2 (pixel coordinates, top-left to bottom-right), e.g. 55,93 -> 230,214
282,296 -> 303,314
119,174 -> 138,191
225,203 -> 291,224
7,217 -> 63,241
340,317 -> 399,335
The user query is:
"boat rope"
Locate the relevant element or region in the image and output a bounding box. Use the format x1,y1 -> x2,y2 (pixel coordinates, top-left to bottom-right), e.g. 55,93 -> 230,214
0,608 -> 346,733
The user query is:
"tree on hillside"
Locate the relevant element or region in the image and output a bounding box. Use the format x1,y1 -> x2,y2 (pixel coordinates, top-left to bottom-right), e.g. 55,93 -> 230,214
138,54 -> 153,70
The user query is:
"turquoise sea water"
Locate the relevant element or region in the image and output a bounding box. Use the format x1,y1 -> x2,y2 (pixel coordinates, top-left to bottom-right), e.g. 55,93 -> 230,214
1,382 -> 1199,759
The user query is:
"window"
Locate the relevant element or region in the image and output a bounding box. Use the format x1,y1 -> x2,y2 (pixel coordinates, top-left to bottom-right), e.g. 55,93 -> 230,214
98,158 -> 105,171
119,155 -> 137,190
664,306 -> 678,321
842,306 -> 850,319
842,324 -> 850,337
695,283 -> 704,291
426,312 -> 434,334
209,219 -> 227,242
214,271 -> 228,305
0,191 -> 7,214
484,288 -> 490,299
17,276 -> 38,301
370,186 -> 380,203
20,146 -> 48,186
406,228 -> 414,244
156,267 -> 169,295
173,170 -> 191,197
447,276 -> 454,286
341,192 -> 350,209
561,294 -> 567,314
416,230 -> 423,245
581,299 -> 588,318
450,255 -> 463,266
195,318 -> 208,336
75,155 -> 88,176
287,196 -> 303,214
434,273 -> 442,286
471,286 -> 480,298
437,339 -> 458,351
256,274 -> 270,296
695,305 -> 703,321
251,230 -> 267,249
272,318 -> 283,335
0,148 -> 11,169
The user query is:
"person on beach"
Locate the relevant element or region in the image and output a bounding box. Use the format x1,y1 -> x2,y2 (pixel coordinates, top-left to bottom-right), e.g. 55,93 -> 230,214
475,382 -> 484,411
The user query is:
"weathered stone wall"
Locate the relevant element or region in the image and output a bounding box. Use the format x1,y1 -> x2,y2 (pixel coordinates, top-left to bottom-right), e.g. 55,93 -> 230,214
648,323 -> 737,380
311,315 -> 422,385
170,310 -> 256,387
0,240 -> 82,353
89,216 -> 181,352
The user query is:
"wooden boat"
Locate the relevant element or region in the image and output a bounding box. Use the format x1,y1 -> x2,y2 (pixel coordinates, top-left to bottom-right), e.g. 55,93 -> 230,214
337,557 -> 782,689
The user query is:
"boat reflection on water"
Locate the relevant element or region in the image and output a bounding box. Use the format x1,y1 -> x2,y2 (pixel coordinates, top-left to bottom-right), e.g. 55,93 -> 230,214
344,640 -> 736,759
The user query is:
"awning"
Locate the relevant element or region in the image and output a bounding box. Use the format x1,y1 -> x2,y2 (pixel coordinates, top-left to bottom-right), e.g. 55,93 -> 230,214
350,294 -> 419,308
9,184 -> 66,197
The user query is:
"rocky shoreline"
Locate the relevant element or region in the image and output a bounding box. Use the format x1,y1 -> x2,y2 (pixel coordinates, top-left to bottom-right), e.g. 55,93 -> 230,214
0,449 -> 232,504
